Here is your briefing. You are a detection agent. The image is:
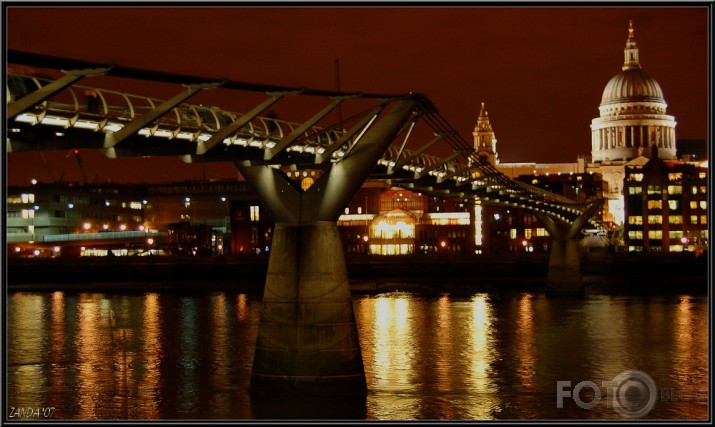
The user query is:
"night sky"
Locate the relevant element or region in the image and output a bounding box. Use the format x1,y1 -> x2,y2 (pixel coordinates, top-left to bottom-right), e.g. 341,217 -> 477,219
4,5 -> 710,185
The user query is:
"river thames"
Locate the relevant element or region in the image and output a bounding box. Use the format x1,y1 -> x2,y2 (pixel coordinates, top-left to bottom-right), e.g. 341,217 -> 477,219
5,288 -> 709,421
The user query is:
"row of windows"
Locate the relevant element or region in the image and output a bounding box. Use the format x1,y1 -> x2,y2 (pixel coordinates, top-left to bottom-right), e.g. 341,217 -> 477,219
627,230 -> 700,239
641,200 -> 708,210
7,193 -> 35,204
628,215 -> 707,225
510,228 -> 548,239
628,172 -> 706,182
628,245 -> 697,253
627,185 -> 706,195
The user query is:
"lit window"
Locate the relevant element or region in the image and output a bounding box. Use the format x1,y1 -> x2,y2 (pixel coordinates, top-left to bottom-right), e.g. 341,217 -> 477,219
668,173 -> 682,181
647,215 -> 662,224
509,229 -> 517,239
700,186 -> 706,194
668,200 -> 679,210
647,185 -> 662,195
667,185 -> 682,195
669,231 -> 684,239
21,209 -> 34,219
691,187 -> 698,195
301,177 -> 315,191
628,187 -> 642,195
700,201 -> 707,210
630,173 -> 643,182
648,230 -> 662,239
628,231 -> 643,239
701,215 -> 707,225
648,200 -> 662,209
130,201 -> 142,210
699,172 -> 706,179
536,228 -> 547,237
250,206 -> 260,222
690,201 -> 698,209
669,215 -> 682,225
525,229 -> 533,239
628,216 -> 643,225
690,215 -> 698,224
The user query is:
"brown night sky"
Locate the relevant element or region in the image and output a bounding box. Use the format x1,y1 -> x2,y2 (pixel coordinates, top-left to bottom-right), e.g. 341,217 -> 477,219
4,5 -> 710,185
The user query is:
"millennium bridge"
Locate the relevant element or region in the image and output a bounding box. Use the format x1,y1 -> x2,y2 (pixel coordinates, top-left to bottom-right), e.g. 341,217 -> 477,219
6,50 -> 605,395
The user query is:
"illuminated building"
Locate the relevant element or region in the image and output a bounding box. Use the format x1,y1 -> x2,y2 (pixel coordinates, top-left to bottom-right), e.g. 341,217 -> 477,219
337,183 -> 475,255
586,20 -> 679,225
5,182 -> 150,256
486,21 -> 706,253
623,147 -> 708,253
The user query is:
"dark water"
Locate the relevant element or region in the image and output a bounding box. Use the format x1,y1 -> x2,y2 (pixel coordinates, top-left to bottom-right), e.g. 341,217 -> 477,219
5,288 -> 709,420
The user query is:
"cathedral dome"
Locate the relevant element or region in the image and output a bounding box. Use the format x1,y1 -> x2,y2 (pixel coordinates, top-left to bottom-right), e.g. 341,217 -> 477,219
600,68 -> 665,105
590,21 -> 676,163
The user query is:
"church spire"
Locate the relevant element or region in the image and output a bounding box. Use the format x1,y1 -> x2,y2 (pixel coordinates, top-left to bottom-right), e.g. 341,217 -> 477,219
622,20 -> 641,71
473,102 -> 498,165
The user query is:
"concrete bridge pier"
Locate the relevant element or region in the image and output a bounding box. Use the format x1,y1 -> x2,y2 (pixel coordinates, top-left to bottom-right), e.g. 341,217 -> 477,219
250,221 -> 365,395
534,201 -> 603,296
236,99 -> 419,395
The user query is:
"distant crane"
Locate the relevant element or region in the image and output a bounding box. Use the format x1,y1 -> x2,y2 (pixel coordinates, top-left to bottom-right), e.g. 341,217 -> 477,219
72,149 -> 88,184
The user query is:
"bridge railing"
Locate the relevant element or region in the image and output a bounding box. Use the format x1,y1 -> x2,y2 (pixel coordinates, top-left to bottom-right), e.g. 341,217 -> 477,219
8,73 -> 346,152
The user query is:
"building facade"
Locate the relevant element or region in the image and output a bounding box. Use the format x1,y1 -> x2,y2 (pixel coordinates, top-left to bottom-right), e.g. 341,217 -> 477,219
623,147 -> 708,253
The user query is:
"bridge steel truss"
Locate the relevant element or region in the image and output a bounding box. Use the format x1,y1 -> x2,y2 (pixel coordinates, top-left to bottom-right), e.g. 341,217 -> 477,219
6,50 -> 605,394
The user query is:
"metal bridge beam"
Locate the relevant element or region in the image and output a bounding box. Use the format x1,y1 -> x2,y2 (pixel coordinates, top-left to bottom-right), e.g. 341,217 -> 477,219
389,132 -> 445,173
265,96 -> 352,161
196,91 -> 297,155
237,98 -> 419,395
6,66 -> 113,119
415,150 -> 464,180
314,105 -> 384,164
103,81 -> 223,149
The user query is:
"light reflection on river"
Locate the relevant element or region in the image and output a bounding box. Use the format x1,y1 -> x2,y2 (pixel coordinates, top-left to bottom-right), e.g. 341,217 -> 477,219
5,290 -> 709,420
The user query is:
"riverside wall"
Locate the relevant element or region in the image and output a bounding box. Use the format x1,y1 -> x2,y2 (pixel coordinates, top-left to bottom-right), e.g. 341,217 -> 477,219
5,251 -> 708,295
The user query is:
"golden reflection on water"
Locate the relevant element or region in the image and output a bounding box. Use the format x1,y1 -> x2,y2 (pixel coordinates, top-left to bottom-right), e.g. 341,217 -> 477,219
6,291 -> 709,421
140,293 -> 162,419
515,294 -> 536,390
210,292 -> 231,414
463,294 -> 498,419
76,294 -> 109,419
434,294 -> 453,393
8,293 -> 47,409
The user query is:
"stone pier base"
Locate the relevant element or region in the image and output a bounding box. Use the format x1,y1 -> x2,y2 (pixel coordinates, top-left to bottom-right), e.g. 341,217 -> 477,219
250,222 -> 366,395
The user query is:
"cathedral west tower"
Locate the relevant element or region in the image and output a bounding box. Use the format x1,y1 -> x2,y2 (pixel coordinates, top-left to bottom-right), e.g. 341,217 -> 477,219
473,102 -> 498,166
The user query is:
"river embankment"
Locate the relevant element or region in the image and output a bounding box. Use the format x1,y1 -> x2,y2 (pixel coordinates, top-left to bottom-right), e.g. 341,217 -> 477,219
5,251 -> 707,295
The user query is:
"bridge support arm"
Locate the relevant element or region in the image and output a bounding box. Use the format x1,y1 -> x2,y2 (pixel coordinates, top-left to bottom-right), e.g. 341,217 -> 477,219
237,98 -> 420,395
534,200 -> 603,295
